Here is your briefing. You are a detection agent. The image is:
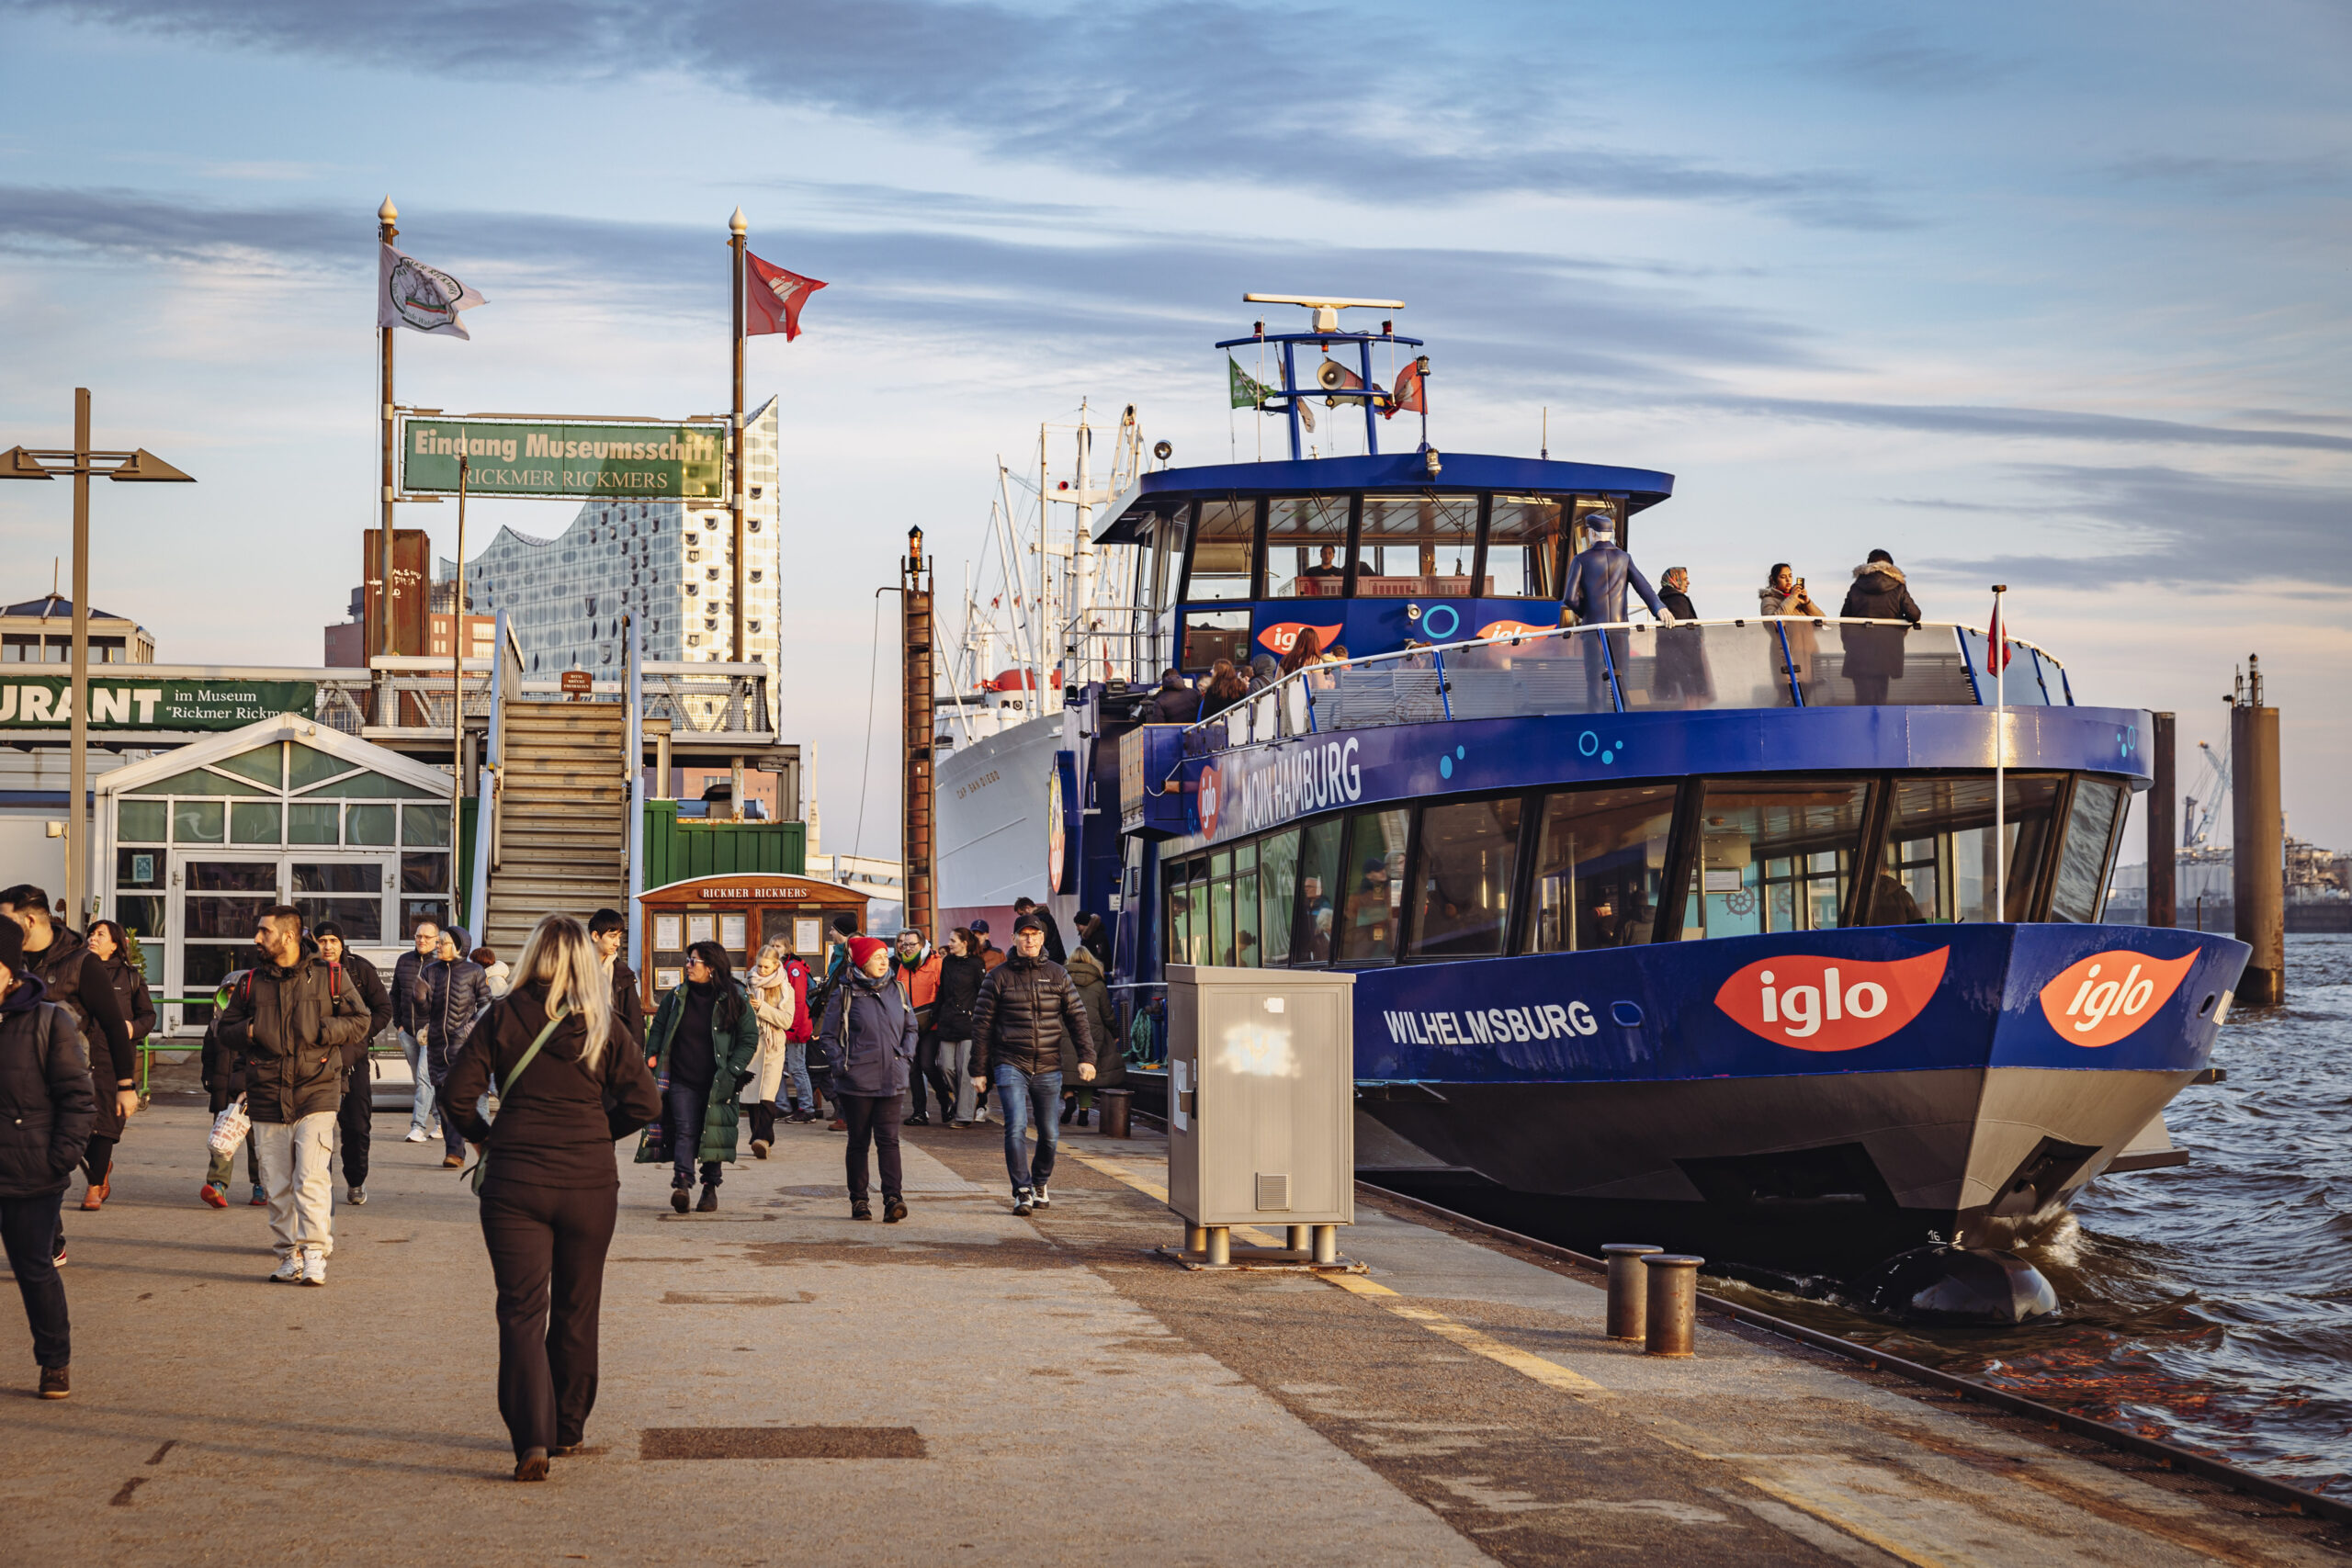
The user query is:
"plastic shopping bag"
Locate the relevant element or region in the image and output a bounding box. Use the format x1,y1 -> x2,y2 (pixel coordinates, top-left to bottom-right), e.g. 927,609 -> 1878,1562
208,1096 -> 251,1157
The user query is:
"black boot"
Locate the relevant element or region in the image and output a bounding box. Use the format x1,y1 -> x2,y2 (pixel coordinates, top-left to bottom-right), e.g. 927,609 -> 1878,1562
670,1177 -> 690,1214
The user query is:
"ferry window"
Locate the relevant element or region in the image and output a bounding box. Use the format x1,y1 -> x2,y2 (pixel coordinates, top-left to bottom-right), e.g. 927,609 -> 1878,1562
2049,777 -> 2126,923
1409,797 -> 1521,959
1146,511 -> 1187,612
1528,786 -> 1677,952
1567,497 -> 1625,558
1485,498 -> 1566,599
1183,500 -> 1257,601
1357,497 -> 1476,600
1337,808 -> 1410,964
1265,496 -> 1351,600
1233,840 -> 1262,966
1259,829 -> 1300,965
1865,774 -> 2063,923
1180,610 -> 1251,673
1685,780 -> 1876,940
1296,818 -> 1344,964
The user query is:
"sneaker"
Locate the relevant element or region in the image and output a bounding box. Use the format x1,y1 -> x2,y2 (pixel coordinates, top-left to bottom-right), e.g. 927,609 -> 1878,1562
250,1184 -> 267,1207
695,1184 -> 718,1213
440,1154 -> 465,1169
402,1127 -> 429,1144
38,1365 -> 68,1400
347,1186 -> 368,1206
828,1117 -> 847,1133
902,1112 -> 930,1127
751,1139 -> 770,1159
883,1197 -> 907,1224
199,1182 -> 228,1210
1032,1182 -> 1051,1209
269,1254 -> 303,1284
300,1249 -> 327,1286
51,1234 -> 65,1267
1012,1189 -> 1034,1217
670,1183 -> 690,1215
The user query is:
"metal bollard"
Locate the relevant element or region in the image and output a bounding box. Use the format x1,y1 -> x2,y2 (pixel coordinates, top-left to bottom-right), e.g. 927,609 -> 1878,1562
1311,1224 -> 1339,1266
1286,1224 -> 1311,1254
1204,1225 -> 1231,1267
1642,1254 -> 1704,1357
1185,1224 -> 1209,1256
1098,1088 -> 1135,1138
1602,1244 -> 1664,1340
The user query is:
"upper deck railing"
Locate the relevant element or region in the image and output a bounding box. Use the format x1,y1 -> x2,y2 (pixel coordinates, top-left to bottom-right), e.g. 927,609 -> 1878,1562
1172,617 -> 2071,752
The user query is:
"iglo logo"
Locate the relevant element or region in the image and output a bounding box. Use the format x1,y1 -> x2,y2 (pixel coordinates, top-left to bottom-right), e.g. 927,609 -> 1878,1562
1713,949 -> 1951,1053
2036,949 -> 2198,1046
1256,622 -> 1343,657
1196,763 -> 1221,840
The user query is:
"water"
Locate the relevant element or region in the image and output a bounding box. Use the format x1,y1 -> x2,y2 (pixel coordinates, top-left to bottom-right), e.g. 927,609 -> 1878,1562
1713,933 -> 2352,1498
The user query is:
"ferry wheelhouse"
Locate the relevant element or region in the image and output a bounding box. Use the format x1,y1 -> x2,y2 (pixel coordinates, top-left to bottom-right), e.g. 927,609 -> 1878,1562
944,298 -> 2245,1286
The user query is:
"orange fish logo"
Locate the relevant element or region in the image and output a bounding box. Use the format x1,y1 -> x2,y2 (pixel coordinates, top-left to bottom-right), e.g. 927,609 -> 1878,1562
1714,949 -> 1950,1052
1476,619 -> 1551,640
2037,950 -> 2198,1046
1256,622 -> 1343,657
1196,763 -> 1221,840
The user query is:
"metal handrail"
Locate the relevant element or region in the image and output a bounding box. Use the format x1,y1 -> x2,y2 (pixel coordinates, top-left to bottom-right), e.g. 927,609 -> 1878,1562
626,615 -> 646,966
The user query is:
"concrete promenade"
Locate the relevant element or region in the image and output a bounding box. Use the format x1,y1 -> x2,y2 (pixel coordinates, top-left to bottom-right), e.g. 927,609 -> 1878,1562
3,1103 -> 2344,1567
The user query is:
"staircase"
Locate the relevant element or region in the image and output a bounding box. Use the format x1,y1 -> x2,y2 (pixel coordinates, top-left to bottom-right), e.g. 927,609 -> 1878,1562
479,701 -> 631,957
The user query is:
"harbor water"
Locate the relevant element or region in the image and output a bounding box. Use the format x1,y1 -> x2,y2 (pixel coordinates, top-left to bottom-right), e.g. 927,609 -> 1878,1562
1719,931 -> 2352,1498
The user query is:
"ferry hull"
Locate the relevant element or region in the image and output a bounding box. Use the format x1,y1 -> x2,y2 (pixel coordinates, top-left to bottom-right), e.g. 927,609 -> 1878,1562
1349,922 -> 2243,1275
936,713 -> 1061,936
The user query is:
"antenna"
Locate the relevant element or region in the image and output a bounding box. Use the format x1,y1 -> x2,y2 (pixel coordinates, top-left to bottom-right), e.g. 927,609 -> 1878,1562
1242,292 -> 1406,334
1541,407 -> 1549,461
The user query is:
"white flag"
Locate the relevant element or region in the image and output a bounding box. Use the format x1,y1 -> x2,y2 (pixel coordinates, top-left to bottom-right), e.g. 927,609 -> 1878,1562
378,244 -> 486,339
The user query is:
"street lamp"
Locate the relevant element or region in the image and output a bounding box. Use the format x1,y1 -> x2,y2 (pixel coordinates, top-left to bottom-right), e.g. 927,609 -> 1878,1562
0,388 -> 193,926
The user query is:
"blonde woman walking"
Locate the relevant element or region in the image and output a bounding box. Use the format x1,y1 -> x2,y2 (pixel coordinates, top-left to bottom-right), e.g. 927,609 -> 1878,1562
745,942 -> 797,1157
443,914 -> 661,1483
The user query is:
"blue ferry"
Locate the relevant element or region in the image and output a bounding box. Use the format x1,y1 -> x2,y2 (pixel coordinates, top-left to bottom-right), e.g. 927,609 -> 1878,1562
997,297 -> 2246,1297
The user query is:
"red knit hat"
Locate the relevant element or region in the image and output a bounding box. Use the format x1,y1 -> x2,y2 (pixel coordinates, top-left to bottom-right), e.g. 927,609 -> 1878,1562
848,936 -> 888,969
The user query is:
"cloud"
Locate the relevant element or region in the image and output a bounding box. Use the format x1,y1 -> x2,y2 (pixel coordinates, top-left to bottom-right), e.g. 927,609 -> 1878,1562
1700,393 -> 2352,456
14,0 -> 1910,228
1917,463 -> 2352,587
2105,152 -> 2351,197
1815,26 -> 2014,94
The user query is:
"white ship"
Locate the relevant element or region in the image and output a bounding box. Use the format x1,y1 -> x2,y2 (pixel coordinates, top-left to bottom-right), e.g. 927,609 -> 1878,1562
933,403 -> 1148,937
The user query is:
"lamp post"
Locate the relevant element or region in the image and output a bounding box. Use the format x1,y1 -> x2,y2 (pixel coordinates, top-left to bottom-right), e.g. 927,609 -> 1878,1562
1,389 -> 194,925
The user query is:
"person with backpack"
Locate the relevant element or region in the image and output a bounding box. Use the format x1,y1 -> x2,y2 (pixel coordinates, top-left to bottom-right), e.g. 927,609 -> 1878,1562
424,929 -> 492,1170
817,936 -> 917,1222
0,915 -> 94,1398
635,942 -> 759,1213
215,905 -> 371,1285
967,913 -> 1095,1214
0,887 -> 133,1266
441,914 -> 662,1483
313,923 -> 392,1207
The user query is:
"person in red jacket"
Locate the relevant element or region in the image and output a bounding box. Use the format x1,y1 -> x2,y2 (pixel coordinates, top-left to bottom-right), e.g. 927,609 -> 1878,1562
780,951 -> 817,1122
891,929 -> 945,1126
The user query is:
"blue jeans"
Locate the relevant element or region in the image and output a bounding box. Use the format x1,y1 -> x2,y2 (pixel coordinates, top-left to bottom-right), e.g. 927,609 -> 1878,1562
666,1080 -> 720,1189
994,1065 -> 1063,1193
780,1042 -> 814,1111
399,1029 -> 435,1133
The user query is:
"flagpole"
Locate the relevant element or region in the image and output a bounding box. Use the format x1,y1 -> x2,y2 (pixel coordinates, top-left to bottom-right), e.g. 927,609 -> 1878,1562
454,456 -> 469,853
377,197 -> 398,665
729,208 -> 748,666
1993,583 -> 2007,919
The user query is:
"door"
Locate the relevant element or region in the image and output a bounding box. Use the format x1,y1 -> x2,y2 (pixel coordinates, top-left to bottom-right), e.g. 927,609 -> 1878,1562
171,855 -> 279,1032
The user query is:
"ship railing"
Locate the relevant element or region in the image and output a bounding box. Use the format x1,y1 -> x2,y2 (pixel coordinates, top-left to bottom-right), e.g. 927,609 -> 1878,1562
322,659 -> 775,743
1173,618 -> 2070,753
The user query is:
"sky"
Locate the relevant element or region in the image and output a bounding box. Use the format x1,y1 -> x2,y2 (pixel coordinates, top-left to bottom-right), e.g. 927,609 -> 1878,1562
1,0 -> 2346,860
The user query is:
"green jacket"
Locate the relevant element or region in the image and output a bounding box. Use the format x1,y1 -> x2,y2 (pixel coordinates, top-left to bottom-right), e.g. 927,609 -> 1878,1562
634,981 -> 760,1167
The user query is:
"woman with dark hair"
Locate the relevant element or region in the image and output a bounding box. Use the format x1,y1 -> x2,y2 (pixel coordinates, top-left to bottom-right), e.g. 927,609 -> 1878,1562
635,941 -> 758,1213
1200,658 -> 1250,717
76,920 -> 153,1211
931,929 -> 986,1126
1279,626 -> 1323,676
444,914 -> 661,1481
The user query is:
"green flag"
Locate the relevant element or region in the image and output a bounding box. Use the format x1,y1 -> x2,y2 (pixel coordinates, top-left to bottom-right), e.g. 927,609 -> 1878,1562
1228,356 -> 1273,410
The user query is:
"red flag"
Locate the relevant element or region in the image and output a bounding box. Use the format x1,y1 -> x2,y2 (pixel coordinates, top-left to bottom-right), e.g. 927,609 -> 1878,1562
1985,601 -> 2013,676
744,251 -> 827,340
1382,355 -> 1426,420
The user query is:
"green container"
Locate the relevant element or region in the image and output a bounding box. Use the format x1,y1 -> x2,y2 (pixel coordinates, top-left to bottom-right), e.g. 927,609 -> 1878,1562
639,799 -> 806,890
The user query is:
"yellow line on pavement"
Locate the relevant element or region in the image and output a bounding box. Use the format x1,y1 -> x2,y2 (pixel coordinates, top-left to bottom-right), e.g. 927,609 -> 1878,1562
1738,1475 -> 1958,1568
1326,1273 -> 1611,1398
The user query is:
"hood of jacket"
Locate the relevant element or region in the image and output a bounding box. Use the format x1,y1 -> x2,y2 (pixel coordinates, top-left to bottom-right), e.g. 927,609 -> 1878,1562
1066,947 -> 1104,986
1851,562 -> 1905,586
0,971 -> 51,1015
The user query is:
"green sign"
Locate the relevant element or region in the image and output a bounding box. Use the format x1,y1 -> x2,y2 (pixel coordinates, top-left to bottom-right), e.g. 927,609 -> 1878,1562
0,677 -> 317,731
400,418 -> 726,500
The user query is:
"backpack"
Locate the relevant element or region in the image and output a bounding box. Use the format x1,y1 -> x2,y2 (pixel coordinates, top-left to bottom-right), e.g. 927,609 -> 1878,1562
783,958 -> 814,1043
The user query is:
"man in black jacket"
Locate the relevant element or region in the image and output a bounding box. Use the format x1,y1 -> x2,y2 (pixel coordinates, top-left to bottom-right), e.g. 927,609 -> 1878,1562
423,928 -> 492,1170
217,906 -> 370,1285
967,914 -> 1094,1215
0,916 -> 93,1399
0,886 -> 133,1269
313,923 -> 391,1207
589,908 -> 644,1050
390,919 -> 440,1145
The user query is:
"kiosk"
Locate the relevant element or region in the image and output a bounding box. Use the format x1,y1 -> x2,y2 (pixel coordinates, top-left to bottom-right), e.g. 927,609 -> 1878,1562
634,872 -> 870,1007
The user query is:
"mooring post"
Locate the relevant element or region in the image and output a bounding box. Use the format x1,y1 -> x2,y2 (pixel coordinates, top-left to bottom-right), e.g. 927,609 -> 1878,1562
1604,1244 -> 1664,1341
2149,711 -> 2177,928
2231,658 -> 2284,1003
1643,1254 -> 1703,1358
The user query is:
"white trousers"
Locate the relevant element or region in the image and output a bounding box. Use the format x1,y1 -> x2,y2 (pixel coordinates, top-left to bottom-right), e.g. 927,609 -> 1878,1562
254,1111 -> 338,1260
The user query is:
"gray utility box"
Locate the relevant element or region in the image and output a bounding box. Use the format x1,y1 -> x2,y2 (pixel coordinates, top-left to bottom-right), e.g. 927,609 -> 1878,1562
1166,964 -> 1355,1227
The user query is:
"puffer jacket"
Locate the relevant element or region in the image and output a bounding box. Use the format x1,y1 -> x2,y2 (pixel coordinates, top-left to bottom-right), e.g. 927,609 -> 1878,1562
932,952 -> 985,1041
969,953 -> 1094,1079
334,950 -> 394,1072
423,945 -> 492,1079
1065,947 -> 1124,1089
390,946 -> 433,1034
818,971 -> 917,1098
1839,562 -> 1923,626
636,980 -> 760,1168
21,926 -> 132,1140
0,975 -> 96,1199
215,955 -> 371,1124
